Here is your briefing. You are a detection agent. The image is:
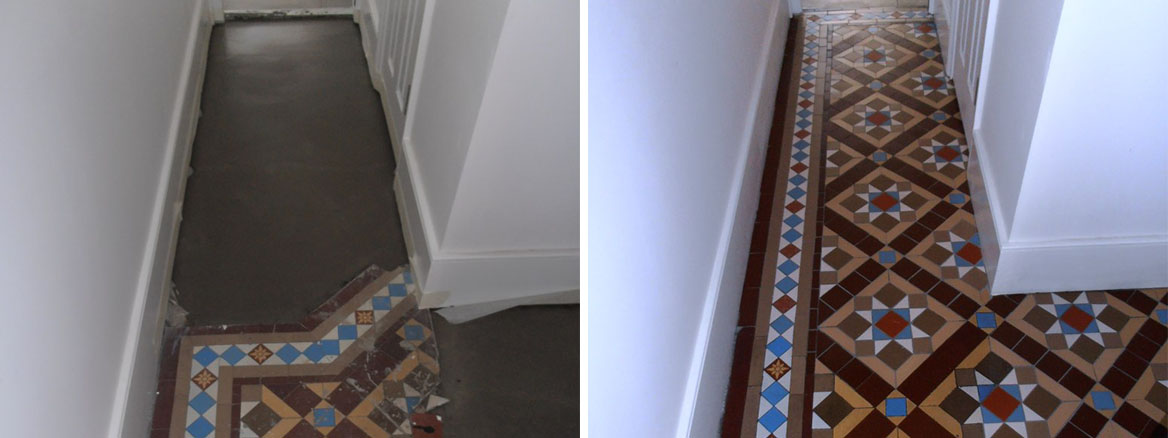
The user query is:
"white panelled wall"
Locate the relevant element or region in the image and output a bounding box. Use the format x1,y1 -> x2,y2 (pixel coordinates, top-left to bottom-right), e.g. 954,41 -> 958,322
935,0 -> 1168,294
355,0 -> 580,312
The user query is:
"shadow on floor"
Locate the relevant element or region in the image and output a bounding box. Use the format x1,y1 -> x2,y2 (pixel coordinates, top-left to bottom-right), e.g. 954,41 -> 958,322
432,305 -> 580,437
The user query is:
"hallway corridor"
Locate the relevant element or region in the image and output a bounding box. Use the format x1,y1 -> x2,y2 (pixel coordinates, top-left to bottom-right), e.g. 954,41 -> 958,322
173,18 -> 407,326
725,10 -> 1168,438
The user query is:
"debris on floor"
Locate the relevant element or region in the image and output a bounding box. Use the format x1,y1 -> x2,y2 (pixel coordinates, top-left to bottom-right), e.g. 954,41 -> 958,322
150,265 -> 445,438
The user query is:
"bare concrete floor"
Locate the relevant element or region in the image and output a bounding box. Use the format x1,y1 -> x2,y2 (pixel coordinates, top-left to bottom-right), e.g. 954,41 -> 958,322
173,19 -> 408,326
172,18 -> 579,437
432,305 -> 581,437
801,0 -> 927,10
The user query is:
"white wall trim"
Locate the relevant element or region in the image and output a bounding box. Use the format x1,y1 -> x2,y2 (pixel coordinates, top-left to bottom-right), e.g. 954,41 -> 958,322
108,3 -> 212,437
965,129 -> 1005,287
208,0 -> 225,23
679,1 -> 790,436
992,236 -> 1168,294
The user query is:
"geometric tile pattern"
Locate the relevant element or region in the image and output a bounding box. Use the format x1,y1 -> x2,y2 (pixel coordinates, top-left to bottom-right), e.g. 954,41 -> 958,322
150,266 -> 442,438
741,9 -> 1168,438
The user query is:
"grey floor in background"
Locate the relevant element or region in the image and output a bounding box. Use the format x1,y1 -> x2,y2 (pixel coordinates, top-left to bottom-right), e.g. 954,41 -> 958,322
173,19 -> 408,326
432,305 -> 581,437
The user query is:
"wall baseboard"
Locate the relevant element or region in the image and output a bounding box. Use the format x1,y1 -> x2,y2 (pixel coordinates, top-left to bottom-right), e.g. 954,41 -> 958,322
969,130 -> 1168,294
110,4 -> 213,438
992,236 -> 1168,294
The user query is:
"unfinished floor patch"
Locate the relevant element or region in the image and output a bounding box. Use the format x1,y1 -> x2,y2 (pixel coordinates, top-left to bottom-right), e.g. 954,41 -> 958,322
151,266 -> 443,438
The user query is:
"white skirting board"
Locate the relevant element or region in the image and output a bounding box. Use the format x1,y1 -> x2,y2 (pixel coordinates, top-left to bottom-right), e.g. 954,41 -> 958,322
110,3 -> 213,438
968,132 -> 1168,295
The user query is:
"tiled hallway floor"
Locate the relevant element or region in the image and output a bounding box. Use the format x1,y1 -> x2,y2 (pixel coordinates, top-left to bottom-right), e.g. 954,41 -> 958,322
151,266 -> 443,438
726,10 -> 1168,438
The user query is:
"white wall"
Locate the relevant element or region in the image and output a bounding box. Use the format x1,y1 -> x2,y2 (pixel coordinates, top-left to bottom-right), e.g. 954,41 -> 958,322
588,0 -> 790,436
0,1 -> 206,437
1011,0 -> 1168,241
387,0 -> 579,308
442,0 -> 579,252
970,0 -> 1168,293
969,0 -> 1063,237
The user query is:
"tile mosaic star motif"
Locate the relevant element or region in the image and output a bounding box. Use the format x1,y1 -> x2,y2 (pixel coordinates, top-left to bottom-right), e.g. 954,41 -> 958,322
732,9 -> 1168,438
151,266 -> 443,438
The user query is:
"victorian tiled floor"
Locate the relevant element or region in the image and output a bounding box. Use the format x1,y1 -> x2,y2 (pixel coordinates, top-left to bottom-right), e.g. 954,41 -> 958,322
150,266 -> 444,438
724,10 -> 1168,438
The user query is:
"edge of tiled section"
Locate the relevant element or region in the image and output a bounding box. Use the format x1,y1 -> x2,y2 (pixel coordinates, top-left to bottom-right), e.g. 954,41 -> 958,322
150,265 -> 438,438
741,9 -> 933,438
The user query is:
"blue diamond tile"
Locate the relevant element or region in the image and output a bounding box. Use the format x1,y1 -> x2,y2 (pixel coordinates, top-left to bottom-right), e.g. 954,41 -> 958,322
796,119 -> 812,129
771,315 -> 794,334
188,391 -> 215,415
389,284 -> 408,297
1091,391 -> 1116,410
302,342 -> 326,363
404,324 -> 425,341
794,140 -> 810,150
762,381 -> 789,404
782,229 -> 802,243
187,417 -> 214,438
403,271 -> 413,284
793,151 -> 809,162
1157,309 -> 1167,324
797,109 -> 812,118
372,296 -> 392,310
885,398 -> 907,417
337,324 -> 358,340
789,174 -> 807,185
878,250 -> 897,264
406,396 -> 421,413
778,260 -> 799,275
776,277 -> 797,293
950,193 -> 966,204
873,151 -> 887,162
767,336 -> 792,356
759,408 -> 787,432
193,347 -> 218,367
275,344 -> 301,364
788,187 -> 806,199
320,339 -> 341,356
975,312 -> 997,329
313,407 -> 337,427
219,346 -> 246,365
783,214 -> 803,227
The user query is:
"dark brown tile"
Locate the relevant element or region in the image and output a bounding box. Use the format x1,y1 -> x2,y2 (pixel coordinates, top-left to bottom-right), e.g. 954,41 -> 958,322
1112,403 -> 1153,436
1067,405 -> 1108,436
1100,367 -> 1138,397
1057,368 -> 1093,398
1036,353 -> 1071,380
898,409 -> 955,438
854,374 -> 895,406
991,323 -> 1025,350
